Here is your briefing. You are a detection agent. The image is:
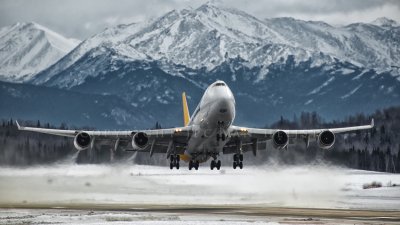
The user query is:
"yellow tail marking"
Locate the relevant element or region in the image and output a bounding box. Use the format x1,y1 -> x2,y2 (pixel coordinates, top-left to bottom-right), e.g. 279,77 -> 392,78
182,92 -> 190,126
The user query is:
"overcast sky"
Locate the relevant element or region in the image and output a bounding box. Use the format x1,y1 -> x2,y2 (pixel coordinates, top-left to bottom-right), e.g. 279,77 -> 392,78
1,0 -> 399,40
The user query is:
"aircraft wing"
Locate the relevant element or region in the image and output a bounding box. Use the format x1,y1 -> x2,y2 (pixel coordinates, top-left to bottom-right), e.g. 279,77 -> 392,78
224,119 -> 374,154
230,118 -> 374,137
16,121 -> 192,153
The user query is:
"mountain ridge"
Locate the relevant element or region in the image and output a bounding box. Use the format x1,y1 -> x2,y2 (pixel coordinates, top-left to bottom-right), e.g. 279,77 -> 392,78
30,3 -> 400,87
0,22 -> 80,82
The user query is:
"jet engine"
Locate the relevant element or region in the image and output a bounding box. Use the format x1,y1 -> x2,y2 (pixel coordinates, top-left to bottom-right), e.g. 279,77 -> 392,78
318,130 -> 335,149
132,132 -> 149,150
74,132 -> 91,151
272,130 -> 289,149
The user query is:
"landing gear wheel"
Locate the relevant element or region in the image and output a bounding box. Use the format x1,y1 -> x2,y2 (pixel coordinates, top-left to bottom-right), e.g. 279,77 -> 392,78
189,160 -> 193,170
216,134 -> 220,142
169,155 -> 180,170
195,161 -> 199,170
210,160 -> 216,170
221,134 -> 226,141
233,154 -> 243,169
216,160 -> 221,170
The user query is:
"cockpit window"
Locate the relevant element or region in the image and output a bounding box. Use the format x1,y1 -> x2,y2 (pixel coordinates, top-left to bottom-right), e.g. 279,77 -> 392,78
214,82 -> 225,86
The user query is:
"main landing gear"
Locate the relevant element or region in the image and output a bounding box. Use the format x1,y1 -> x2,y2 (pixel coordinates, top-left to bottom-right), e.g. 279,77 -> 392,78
210,159 -> 221,170
233,154 -> 243,169
170,154 -> 180,170
189,160 -> 199,170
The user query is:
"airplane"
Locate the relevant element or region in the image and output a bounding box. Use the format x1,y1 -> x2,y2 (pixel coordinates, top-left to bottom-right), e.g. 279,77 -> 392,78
16,80 -> 374,170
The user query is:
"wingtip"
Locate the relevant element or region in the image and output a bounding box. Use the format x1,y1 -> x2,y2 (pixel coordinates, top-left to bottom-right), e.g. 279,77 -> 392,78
371,118 -> 374,127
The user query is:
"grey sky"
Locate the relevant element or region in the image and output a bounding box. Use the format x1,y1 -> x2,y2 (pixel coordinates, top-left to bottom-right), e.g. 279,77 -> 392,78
1,0 -> 399,40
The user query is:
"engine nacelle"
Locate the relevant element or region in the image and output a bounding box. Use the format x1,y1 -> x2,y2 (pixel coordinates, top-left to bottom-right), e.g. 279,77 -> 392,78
272,130 -> 289,149
74,132 -> 91,151
318,130 -> 335,149
132,132 -> 149,150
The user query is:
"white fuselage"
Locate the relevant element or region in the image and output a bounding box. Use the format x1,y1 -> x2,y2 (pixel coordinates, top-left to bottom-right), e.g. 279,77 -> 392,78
185,81 -> 236,162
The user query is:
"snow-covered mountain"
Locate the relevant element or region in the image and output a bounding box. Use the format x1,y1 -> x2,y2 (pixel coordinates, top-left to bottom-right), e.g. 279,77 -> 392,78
264,17 -> 400,71
1,3 -> 399,128
33,3 -> 399,88
371,17 -> 399,27
33,3 -> 333,85
0,22 -> 80,82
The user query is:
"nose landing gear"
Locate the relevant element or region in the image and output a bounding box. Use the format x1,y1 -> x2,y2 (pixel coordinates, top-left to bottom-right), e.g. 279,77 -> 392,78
233,154 -> 243,169
216,121 -> 227,142
216,133 -> 226,142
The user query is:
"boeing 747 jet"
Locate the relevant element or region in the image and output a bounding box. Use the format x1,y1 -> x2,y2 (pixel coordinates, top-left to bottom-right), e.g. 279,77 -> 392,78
17,80 -> 374,170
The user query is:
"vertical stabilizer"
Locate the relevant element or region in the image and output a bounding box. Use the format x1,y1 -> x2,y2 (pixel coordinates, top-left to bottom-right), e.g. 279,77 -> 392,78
182,92 -> 190,126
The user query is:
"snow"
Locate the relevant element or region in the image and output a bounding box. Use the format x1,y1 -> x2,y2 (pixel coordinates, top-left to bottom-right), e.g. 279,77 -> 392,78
371,17 -> 399,27
341,84 -> 362,99
0,208 -> 282,225
338,68 -> 354,75
352,69 -> 369,80
0,164 -> 399,211
33,22 -> 80,52
32,22 -> 148,84
304,99 -> 313,105
308,76 -> 335,95
0,22 -> 80,82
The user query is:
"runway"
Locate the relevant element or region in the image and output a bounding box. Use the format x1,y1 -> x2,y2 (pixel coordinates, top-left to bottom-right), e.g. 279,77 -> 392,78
1,164 -> 400,224
1,205 -> 400,224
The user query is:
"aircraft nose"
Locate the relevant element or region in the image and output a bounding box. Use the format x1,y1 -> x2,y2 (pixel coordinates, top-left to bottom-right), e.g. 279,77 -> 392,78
215,93 -> 235,119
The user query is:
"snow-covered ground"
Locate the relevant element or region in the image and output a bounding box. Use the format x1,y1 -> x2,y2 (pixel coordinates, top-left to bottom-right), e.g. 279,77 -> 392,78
1,163 -> 400,224
0,163 -> 399,210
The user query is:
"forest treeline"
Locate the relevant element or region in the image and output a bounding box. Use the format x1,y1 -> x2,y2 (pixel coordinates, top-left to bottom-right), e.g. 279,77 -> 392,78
0,106 -> 399,173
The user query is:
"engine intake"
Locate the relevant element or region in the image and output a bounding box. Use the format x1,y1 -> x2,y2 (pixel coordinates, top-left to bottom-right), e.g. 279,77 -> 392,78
318,130 -> 335,149
272,130 -> 289,149
74,132 -> 91,151
132,132 -> 149,150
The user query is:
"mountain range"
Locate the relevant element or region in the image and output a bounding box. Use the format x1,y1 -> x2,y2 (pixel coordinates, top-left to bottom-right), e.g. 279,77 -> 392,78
0,2 -> 399,129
